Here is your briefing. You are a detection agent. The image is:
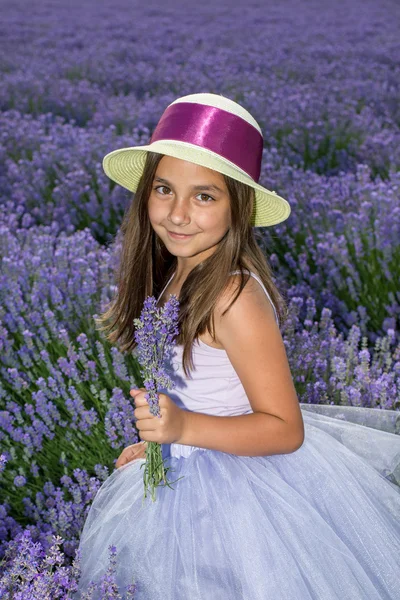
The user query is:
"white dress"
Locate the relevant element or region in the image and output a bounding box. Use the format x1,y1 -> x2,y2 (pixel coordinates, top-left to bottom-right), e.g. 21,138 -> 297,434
74,271 -> 400,599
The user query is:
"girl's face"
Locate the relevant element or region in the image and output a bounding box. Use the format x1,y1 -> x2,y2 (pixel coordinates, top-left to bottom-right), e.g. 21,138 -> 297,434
148,155 -> 231,268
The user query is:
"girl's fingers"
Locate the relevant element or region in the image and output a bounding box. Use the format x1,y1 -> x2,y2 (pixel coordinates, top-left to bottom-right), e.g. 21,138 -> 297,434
131,443 -> 147,458
130,441 -> 147,451
115,442 -> 147,469
136,418 -> 158,431
133,406 -> 150,419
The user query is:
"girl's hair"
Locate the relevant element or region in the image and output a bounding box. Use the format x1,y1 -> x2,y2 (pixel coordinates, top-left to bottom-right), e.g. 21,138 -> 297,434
95,151 -> 288,377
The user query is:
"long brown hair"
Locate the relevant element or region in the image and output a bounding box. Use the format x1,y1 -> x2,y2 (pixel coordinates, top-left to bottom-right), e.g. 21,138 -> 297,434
95,151 -> 288,377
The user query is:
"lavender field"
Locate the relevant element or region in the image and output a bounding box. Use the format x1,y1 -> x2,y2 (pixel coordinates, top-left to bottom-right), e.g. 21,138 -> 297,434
1,0 -> 400,596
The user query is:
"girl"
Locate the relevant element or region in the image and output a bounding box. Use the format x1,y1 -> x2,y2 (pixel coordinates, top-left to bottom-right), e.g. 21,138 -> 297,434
75,93 -> 400,599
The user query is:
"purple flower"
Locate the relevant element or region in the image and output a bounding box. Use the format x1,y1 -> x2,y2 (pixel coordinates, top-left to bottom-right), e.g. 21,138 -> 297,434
0,528 -> 137,598
0,455 -> 8,474
133,294 -> 181,502
13,475 -> 27,488
133,295 -> 180,418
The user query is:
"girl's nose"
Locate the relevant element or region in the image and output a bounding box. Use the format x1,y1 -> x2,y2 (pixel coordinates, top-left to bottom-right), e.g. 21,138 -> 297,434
168,199 -> 191,225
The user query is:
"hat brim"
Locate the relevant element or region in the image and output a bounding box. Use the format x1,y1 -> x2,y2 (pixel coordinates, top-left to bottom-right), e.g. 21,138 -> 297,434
102,140 -> 291,227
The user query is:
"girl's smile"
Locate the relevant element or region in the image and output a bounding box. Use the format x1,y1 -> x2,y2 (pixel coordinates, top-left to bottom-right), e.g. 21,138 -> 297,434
167,230 -> 196,240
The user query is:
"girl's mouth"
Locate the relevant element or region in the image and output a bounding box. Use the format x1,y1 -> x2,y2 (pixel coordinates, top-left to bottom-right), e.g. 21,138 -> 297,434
167,231 -> 195,240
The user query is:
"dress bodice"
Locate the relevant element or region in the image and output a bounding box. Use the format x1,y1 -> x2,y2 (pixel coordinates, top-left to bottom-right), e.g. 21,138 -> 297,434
157,270 -> 279,458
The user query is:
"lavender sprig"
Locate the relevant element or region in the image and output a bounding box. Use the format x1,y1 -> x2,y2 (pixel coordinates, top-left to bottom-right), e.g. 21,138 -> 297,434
133,295 -> 182,502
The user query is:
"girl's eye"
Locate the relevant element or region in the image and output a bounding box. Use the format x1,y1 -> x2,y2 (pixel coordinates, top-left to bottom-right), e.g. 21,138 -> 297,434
153,186 -> 215,204
154,185 -> 170,195
197,193 -> 215,203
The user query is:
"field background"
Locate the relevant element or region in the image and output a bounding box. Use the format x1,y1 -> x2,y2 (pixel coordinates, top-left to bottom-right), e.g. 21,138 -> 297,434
0,0 -> 399,594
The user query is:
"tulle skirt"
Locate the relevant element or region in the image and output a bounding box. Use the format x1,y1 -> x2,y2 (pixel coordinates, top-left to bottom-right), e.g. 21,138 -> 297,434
73,405 -> 400,600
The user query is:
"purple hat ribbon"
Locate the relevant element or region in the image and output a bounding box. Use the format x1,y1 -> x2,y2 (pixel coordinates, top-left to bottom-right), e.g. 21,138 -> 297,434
149,101 -> 263,182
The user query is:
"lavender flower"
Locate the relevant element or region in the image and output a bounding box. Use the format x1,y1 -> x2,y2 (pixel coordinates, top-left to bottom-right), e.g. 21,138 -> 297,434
0,529 -> 137,599
0,455 -> 8,474
133,295 -> 180,418
133,294 -> 181,502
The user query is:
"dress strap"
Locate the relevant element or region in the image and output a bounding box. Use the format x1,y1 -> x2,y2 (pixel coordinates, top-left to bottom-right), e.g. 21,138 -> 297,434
229,269 -> 279,325
158,270 -> 279,325
157,272 -> 176,302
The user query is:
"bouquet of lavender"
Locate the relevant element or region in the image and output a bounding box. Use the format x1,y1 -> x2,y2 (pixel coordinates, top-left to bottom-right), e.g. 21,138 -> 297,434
133,294 -> 182,502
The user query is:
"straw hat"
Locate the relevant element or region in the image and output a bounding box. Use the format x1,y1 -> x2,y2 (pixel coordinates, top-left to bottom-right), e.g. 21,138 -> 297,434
102,92 -> 291,227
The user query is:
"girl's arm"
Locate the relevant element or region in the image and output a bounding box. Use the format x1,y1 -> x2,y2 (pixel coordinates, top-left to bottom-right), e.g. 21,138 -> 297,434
178,410 -> 301,456
177,276 -> 305,456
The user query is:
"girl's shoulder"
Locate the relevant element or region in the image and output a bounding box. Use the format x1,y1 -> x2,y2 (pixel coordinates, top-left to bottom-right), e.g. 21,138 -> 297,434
217,269 -> 278,325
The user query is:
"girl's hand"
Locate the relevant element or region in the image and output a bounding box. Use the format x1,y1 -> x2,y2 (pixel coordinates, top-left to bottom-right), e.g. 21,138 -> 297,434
130,387 -> 186,444
115,441 -> 148,469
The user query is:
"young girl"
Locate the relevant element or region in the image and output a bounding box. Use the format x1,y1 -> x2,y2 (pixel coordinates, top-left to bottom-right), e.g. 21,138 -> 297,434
75,93 -> 400,599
